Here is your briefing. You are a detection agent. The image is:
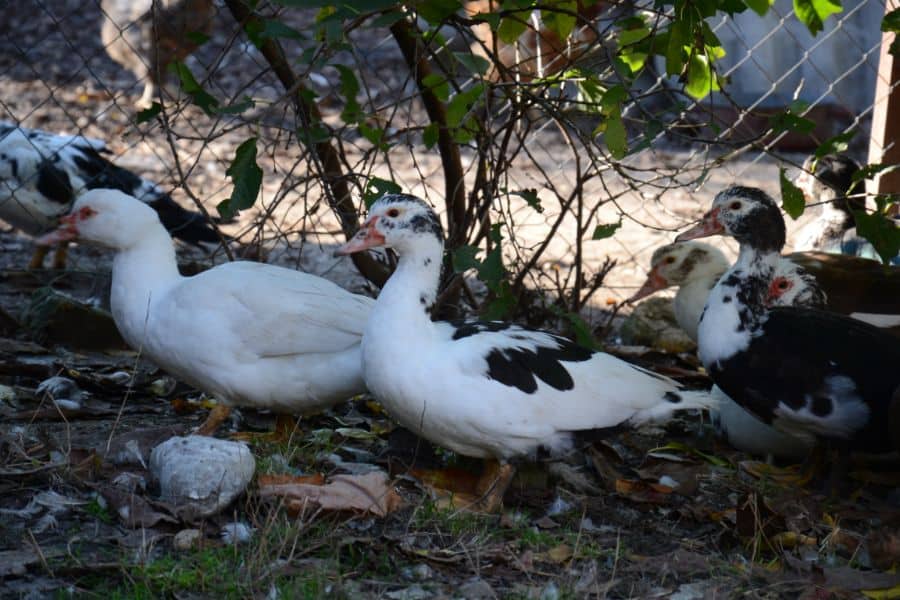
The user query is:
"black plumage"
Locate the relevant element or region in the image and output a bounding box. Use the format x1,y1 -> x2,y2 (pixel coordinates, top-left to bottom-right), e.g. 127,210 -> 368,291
710,307 -> 900,453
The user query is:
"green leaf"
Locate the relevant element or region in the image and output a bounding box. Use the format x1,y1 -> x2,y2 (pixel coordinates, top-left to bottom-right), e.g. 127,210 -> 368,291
780,167 -> 806,219
498,13 -> 529,45
260,19 -> 306,41
769,108 -> 815,135
665,21 -> 686,76
813,130 -> 855,158
446,84 -> 485,128
414,0 -> 462,24
169,62 -> 219,115
793,0 -> 842,36
604,113 -> 627,159
542,0 -> 577,42
852,162 -> 892,184
219,138 -> 262,219
363,177 -> 402,208
482,284 -> 516,320
452,244 -> 480,273
359,122 -> 389,150
185,31 -> 210,45
548,305 -> 598,350
422,122 -> 439,149
508,188 -> 543,213
334,64 -> 362,124
453,52 -> 492,76
745,0 -> 774,16
135,102 -> 161,124
854,209 -> 900,265
685,52 -> 721,99
422,73 -> 450,102
213,97 -> 256,115
619,24 -> 651,47
882,8 -> 900,32
592,220 -> 621,240
297,122 -> 331,147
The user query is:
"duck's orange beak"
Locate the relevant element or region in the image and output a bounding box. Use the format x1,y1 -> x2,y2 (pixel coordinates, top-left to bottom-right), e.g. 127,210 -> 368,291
335,216 -> 386,256
626,265 -> 669,303
35,213 -> 79,246
675,208 -> 723,242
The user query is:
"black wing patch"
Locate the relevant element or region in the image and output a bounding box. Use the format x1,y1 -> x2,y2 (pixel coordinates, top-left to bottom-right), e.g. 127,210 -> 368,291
35,161 -> 74,205
710,306 -> 900,452
450,320 -> 595,394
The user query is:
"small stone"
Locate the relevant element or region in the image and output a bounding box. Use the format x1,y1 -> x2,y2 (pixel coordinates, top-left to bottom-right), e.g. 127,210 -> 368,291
458,577 -> 494,600
385,585 -> 432,600
173,528 -> 202,550
540,582 -> 560,600
619,297 -> 696,353
150,435 -> 255,520
0,384 -> 17,403
221,522 -> 254,545
401,563 -> 433,582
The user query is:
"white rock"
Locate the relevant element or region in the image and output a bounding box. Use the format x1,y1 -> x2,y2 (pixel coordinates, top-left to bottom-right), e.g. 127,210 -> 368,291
150,436 -> 255,519
0,384 -> 16,403
221,521 -> 254,545
173,528 -> 203,550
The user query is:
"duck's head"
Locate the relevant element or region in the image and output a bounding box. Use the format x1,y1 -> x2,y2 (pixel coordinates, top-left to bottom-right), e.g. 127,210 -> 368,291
336,193 -> 444,256
675,186 -> 786,253
627,241 -> 729,303
766,260 -> 827,309
36,188 -> 160,250
795,154 -> 863,213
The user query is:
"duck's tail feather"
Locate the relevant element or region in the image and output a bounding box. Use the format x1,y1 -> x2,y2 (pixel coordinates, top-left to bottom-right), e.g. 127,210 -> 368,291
628,389 -> 719,426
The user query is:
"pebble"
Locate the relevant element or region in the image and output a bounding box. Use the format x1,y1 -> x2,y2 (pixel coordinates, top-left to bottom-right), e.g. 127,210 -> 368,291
221,521 -> 254,545
458,577 -> 494,600
173,528 -> 202,550
150,435 -> 255,519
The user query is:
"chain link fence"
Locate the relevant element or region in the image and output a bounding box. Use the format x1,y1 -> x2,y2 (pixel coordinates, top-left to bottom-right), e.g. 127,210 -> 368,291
0,0 -> 892,331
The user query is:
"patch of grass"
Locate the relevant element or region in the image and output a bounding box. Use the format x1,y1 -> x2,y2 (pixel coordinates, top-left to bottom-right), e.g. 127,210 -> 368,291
83,496 -> 114,524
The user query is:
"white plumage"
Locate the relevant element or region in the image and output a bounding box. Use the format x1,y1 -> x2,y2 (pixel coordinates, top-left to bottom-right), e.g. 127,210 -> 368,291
337,194 -> 717,463
39,189 -> 373,431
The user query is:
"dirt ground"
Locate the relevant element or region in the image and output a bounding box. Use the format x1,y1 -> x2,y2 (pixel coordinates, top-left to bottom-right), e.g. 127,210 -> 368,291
3,1 -> 900,598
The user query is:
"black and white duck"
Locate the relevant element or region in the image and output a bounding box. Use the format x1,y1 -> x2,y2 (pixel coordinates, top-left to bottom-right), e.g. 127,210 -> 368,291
336,193 -> 718,510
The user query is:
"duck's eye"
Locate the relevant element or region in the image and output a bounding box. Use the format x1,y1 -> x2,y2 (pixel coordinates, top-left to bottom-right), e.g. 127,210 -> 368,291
664,256 -> 676,264
729,201 -> 741,210
386,208 -> 400,218
79,206 -> 97,219
777,279 -> 789,290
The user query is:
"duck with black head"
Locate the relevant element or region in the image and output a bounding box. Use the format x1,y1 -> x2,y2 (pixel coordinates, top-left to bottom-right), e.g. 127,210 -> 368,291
676,186 -> 900,466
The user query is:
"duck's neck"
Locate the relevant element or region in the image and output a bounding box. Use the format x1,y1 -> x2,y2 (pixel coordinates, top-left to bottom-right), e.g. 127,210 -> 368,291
109,227 -> 182,345
674,266 -> 727,341
698,246 -> 779,367
367,239 -> 444,341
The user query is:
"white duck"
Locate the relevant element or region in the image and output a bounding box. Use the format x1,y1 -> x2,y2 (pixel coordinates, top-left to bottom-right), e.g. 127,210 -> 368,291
38,189 -> 374,434
336,193 -> 717,510
0,122 -> 220,268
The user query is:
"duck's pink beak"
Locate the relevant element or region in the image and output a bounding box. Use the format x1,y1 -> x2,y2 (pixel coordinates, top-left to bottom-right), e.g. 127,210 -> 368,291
35,213 -> 79,246
335,216 -> 386,256
675,208 -> 723,242
626,265 -> 669,303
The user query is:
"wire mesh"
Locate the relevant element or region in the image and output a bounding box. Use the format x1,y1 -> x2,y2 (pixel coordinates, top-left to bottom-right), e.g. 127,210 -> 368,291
0,0 -> 893,328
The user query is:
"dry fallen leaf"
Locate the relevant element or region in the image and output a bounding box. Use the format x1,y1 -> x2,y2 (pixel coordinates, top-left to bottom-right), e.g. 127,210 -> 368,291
534,543 -> 573,564
614,478 -> 673,504
258,473 -> 325,487
259,470 -> 402,517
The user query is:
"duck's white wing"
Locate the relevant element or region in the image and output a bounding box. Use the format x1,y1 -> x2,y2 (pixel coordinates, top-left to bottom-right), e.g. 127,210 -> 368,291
175,262 -> 374,358
432,320 -> 712,431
